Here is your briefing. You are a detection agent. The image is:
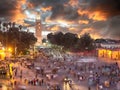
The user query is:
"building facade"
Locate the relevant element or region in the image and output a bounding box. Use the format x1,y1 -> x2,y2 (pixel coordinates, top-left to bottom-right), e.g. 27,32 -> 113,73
97,43 -> 120,60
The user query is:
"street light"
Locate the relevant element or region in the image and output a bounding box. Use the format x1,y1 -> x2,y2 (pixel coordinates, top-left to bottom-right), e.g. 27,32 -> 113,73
8,47 -> 12,52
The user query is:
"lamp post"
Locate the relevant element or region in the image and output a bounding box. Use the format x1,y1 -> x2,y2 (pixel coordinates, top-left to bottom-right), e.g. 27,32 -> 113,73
4,24 -> 8,60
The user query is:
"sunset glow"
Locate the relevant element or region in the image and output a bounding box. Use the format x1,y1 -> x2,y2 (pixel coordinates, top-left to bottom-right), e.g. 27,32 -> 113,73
0,0 -> 119,39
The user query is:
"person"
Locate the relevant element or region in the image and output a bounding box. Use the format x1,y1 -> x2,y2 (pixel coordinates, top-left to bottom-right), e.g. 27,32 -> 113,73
15,68 -> 17,76
88,86 -> 91,90
47,83 -> 50,90
56,85 -> 61,90
41,79 -> 44,85
20,70 -> 22,75
117,81 -> 120,90
35,73 -> 38,78
69,80 -> 72,88
24,79 -> 27,84
20,75 -> 22,80
98,83 -> 103,90
14,80 -> 17,85
10,74 -> 12,79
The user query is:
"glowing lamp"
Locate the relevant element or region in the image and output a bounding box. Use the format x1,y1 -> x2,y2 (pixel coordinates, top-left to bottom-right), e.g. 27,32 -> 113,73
8,48 -> 12,52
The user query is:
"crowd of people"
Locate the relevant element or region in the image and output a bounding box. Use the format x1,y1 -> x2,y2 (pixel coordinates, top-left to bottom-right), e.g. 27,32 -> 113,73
0,47 -> 120,90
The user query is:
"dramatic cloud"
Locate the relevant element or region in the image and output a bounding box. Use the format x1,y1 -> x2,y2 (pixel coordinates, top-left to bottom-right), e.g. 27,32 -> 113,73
89,0 -> 120,18
0,0 -> 120,39
0,0 -> 17,17
0,0 -> 26,23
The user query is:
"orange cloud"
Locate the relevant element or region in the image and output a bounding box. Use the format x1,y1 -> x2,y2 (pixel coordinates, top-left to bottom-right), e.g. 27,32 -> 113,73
51,26 -> 60,31
77,9 -> 89,16
27,2 -> 34,9
69,27 -> 76,31
68,0 -> 79,7
11,10 -> 26,24
79,27 -> 101,39
41,6 -> 52,12
92,34 -> 101,39
78,20 -> 89,24
56,19 -> 74,25
80,28 -> 93,34
89,11 -> 107,21
11,0 -> 27,24
77,9 -> 107,21
20,0 -> 26,5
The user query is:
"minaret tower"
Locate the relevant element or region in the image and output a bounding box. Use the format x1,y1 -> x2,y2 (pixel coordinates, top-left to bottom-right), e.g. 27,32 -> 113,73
35,12 -> 42,46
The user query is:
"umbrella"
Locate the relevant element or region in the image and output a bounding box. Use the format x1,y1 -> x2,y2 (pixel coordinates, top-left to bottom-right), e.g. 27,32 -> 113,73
35,67 -> 40,70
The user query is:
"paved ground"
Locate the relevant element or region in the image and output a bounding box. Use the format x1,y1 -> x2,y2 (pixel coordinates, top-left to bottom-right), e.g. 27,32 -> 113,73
0,55 -> 120,90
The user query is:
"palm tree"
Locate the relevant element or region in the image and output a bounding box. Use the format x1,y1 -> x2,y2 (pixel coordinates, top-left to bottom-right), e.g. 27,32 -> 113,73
19,25 -> 22,31
8,22 -> 12,28
0,31 -> 3,44
12,22 -> 16,27
0,21 -> 2,30
18,25 -> 22,43
2,22 -> 9,49
2,22 -> 7,32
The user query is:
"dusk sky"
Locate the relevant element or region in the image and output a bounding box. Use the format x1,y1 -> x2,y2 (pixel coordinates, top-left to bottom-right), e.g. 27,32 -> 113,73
0,0 -> 120,39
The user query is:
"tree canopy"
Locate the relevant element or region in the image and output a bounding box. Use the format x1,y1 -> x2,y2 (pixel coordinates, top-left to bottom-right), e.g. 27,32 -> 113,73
0,22 -> 37,55
47,32 -> 94,52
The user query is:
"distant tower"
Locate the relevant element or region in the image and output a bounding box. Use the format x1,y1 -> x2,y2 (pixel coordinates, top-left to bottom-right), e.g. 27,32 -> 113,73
35,12 -> 42,46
